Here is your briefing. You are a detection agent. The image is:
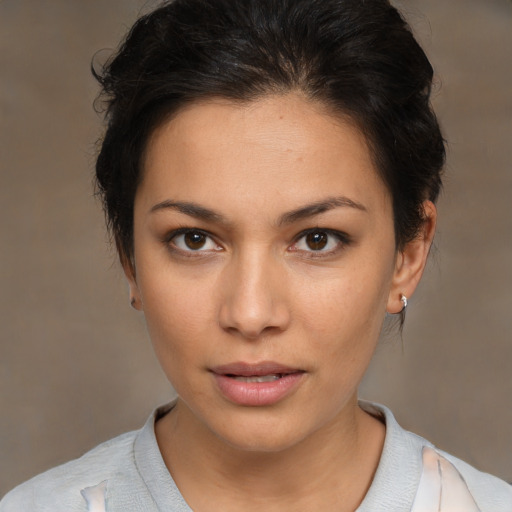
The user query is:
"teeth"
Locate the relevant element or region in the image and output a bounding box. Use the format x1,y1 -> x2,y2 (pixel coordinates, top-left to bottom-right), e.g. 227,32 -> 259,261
231,374 -> 281,383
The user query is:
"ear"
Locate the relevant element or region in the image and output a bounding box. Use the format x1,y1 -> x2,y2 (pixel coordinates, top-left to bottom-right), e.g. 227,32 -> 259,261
386,201 -> 437,314
120,252 -> 144,311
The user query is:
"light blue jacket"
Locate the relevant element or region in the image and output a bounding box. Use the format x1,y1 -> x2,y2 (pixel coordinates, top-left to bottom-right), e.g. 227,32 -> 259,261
1,402 -> 511,511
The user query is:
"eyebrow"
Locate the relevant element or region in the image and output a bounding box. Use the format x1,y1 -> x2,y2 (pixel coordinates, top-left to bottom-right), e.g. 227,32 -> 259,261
149,195 -> 367,225
150,200 -> 228,223
277,196 -> 367,226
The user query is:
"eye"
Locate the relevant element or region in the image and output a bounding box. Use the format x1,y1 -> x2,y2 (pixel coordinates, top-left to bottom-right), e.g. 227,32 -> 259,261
167,229 -> 221,253
290,229 -> 348,255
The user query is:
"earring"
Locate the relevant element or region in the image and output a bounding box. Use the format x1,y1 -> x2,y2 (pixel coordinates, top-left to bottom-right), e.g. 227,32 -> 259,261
400,294 -> 408,312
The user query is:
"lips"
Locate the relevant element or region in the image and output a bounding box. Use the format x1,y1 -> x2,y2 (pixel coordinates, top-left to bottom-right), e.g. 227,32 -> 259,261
231,374 -> 281,383
210,362 -> 305,406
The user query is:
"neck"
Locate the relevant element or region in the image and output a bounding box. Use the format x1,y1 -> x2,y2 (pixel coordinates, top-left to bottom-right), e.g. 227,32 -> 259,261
155,396 -> 385,512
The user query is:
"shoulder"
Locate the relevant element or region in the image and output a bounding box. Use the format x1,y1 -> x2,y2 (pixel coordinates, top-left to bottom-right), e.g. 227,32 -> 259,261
401,422 -> 512,511
0,430 -> 138,512
439,449 -> 512,512
359,401 -> 512,512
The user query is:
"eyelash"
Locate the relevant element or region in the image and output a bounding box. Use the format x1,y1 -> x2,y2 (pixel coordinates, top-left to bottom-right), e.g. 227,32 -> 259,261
163,228 -> 221,257
289,228 -> 351,258
163,227 -> 350,258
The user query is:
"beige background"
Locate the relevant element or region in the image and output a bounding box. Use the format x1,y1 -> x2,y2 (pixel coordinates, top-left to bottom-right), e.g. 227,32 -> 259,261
1,0 -> 511,497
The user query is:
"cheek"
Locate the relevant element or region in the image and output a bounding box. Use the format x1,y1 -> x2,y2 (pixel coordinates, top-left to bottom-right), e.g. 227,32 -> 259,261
292,263 -> 390,335
137,270 -> 216,363
299,290 -> 383,404
291,259 -> 392,368
139,282 -> 215,401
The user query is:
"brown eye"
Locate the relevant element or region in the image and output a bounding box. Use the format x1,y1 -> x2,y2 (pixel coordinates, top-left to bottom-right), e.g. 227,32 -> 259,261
305,231 -> 328,250
169,229 -> 221,254
291,229 -> 348,256
184,232 -> 207,250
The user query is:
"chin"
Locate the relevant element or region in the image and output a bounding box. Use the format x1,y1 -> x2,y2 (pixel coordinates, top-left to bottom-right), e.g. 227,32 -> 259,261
204,407 -> 314,454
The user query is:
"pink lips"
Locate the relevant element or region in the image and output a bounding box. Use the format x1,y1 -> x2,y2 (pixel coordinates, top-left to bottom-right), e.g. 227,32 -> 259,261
210,361 -> 305,406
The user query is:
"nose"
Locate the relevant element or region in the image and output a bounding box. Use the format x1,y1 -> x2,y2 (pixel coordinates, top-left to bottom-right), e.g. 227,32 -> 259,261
218,249 -> 291,340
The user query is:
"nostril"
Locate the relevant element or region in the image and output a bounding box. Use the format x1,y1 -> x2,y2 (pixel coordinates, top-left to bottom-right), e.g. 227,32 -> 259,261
219,301 -> 290,340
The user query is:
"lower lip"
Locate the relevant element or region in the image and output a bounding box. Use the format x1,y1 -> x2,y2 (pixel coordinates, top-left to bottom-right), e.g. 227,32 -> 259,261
212,372 -> 304,406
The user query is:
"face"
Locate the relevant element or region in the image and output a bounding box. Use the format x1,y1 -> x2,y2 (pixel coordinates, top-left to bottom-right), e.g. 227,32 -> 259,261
127,94 -> 424,452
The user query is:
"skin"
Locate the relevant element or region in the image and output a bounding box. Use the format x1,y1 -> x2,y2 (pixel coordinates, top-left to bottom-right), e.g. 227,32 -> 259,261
125,93 -> 436,511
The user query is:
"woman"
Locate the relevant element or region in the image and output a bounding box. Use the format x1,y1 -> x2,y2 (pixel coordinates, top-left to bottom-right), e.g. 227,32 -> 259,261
1,0 -> 511,510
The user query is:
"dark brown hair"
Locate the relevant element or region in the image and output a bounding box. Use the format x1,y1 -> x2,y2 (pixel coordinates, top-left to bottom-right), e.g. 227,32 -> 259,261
94,0 -> 445,261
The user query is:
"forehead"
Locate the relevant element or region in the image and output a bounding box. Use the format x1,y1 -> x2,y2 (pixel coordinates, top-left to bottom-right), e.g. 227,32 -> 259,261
139,94 -> 390,218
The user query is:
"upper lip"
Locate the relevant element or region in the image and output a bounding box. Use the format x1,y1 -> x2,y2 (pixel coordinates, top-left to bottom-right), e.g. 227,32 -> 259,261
210,361 -> 304,377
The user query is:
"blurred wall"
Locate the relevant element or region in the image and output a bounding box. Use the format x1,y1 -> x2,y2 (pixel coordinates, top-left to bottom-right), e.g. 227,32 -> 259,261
1,0 -> 511,496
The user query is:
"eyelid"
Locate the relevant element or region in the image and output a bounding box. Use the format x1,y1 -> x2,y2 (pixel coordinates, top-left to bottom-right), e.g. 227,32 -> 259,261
164,227 -> 223,254
163,226 -> 350,258
289,228 -> 351,256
